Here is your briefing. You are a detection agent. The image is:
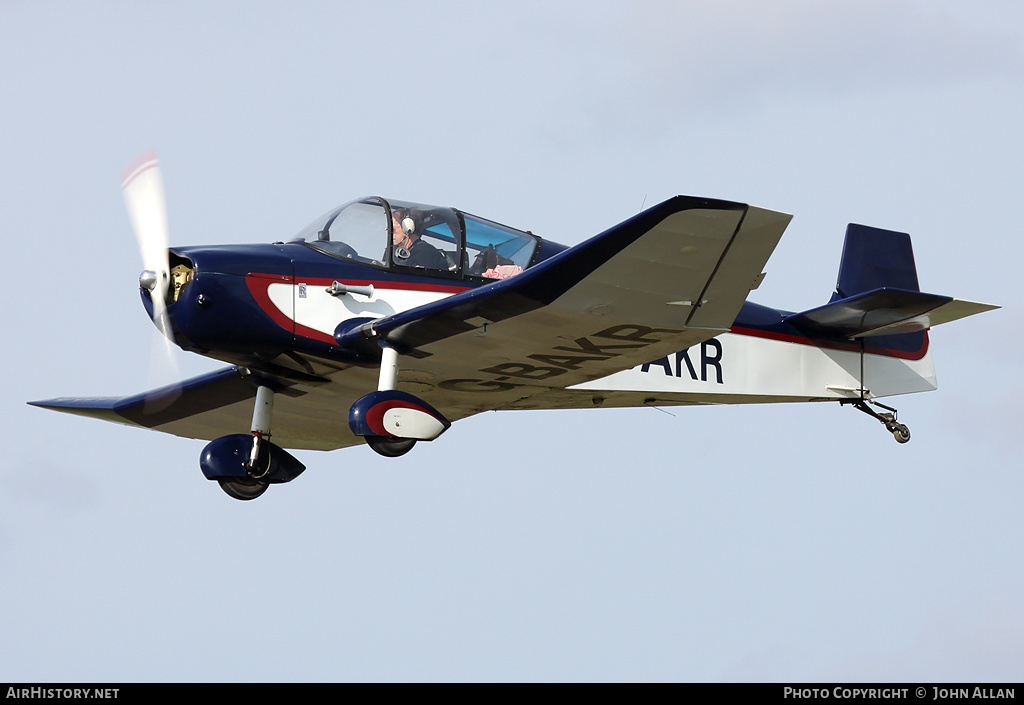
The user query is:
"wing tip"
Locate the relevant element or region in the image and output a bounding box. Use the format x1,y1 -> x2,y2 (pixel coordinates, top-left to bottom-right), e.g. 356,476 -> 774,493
27,397 -> 131,425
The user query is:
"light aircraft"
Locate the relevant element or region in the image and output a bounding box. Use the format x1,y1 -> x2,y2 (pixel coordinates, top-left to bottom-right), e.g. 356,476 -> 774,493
31,153 -> 998,500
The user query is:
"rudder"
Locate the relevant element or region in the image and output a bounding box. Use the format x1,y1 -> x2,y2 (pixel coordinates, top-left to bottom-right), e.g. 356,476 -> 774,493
834,224 -> 919,300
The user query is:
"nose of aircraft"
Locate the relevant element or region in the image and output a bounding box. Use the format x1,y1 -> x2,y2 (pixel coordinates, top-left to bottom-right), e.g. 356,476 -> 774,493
136,250 -> 192,349
142,244 -> 295,365
122,152 -> 299,369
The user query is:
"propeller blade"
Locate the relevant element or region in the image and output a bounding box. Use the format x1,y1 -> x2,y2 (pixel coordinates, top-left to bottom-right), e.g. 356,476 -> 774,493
122,151 -> 181,412
122,150 -> 170,303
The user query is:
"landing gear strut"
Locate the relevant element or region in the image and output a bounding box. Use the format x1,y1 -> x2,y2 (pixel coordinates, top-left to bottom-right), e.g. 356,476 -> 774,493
200,382 -> 306,500
365,345 -> 416,457
245,385 -> 275,478
222,384 -> 275,500
347,343 -> 451,457
842,398 -> 911,444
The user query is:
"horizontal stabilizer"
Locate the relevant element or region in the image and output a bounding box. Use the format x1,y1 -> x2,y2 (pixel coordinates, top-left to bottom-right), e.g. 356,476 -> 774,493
785,287 -> 999,338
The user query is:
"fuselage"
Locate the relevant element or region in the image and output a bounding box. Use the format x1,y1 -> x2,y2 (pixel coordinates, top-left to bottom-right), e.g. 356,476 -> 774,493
147,196 -> 936,411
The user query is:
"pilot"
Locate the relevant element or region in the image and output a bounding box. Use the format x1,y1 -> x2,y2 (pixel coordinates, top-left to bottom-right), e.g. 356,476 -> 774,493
391,208 -> 449,270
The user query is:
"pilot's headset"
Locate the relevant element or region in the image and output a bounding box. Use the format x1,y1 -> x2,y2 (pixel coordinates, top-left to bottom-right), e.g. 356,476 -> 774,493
393,208 -> 418,237
401,213 -> 417,237
393,208 -> 418,261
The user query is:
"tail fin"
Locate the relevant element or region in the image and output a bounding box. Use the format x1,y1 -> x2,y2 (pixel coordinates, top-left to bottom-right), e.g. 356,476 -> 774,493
834,224 -> 919,299
785,224 -> 997,340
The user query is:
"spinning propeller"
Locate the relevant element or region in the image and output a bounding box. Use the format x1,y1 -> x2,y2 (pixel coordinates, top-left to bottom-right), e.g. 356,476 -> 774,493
121,151 -> 181,404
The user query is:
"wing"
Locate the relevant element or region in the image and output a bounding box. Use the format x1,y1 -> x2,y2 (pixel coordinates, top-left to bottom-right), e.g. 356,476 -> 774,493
29,367 -> 364,451
335,196 -> 792,411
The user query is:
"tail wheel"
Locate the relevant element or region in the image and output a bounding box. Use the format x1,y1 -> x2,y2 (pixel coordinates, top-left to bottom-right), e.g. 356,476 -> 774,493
842,399 -> 911,445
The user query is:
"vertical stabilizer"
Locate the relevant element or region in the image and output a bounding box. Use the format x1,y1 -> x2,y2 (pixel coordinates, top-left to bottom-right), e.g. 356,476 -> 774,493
834,224 -> 919,299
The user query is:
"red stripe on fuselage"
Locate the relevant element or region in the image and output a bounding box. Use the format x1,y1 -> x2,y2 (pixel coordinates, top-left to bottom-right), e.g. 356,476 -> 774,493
245,272 -> 303,337
248,272 -> 926,360
246,274 -> 471,346
297,276 -> 471,294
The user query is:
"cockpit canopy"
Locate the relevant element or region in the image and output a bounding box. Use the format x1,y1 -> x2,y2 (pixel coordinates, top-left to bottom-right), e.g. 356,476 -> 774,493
289,197 -> 540,280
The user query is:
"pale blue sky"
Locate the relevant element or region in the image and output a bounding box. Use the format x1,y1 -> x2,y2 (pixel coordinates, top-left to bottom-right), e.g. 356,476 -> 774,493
2,1 -> 1021,681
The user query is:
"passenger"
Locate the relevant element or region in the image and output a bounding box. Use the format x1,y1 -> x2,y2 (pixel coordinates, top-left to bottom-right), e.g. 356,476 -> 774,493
391,208 -> 448,270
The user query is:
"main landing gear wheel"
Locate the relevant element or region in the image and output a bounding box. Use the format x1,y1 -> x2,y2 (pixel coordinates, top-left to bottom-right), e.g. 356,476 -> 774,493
366,436 -> 417,458
218,477 -> 269,501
